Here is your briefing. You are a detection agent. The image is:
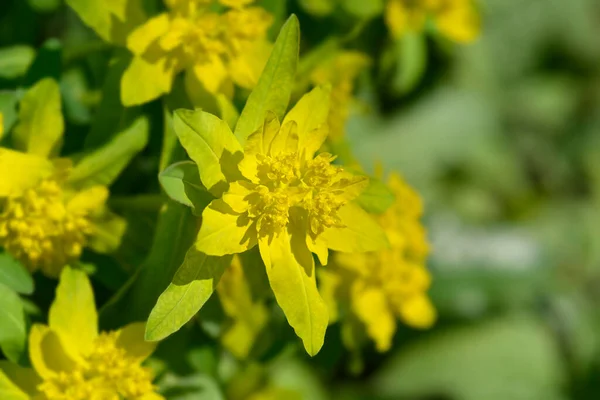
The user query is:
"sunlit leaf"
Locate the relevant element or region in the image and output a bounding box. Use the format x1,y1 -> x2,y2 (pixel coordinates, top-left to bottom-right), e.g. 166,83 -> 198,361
0,254 -> 33,295
0,284 -> 27,364
0,46 -> 35,80
159,161 -> 214,216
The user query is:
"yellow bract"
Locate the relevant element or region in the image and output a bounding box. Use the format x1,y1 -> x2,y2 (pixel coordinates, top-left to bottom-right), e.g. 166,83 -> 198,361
0,267 -> 162,400
0,79 -> 111,278
386,0 -> 480,43
121,0 -> 273,106
310,51 -> 370,142
320,172 -> 436,352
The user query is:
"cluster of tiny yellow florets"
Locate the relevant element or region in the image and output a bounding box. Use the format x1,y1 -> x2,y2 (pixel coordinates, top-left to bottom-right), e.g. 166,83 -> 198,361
38,331 -> 156,400
162,0 -> 272,65
249,151 -> 348,237
0,180 -> 91,277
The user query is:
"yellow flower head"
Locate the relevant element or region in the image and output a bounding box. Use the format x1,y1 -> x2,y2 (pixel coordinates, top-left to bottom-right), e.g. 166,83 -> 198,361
169,85 -> 388,356
310,51 -> 370,142
122,0 -> 273,105
0,267 -> 162,399
386,0 -> 480,43
320,172 -> 436,352
0,79 -> 116,278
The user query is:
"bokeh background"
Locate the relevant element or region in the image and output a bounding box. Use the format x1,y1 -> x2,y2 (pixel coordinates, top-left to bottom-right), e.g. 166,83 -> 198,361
2,0 -> 600,399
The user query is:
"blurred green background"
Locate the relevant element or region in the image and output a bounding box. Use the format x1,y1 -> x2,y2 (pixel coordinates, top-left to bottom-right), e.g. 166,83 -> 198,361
2,0 -> 600,399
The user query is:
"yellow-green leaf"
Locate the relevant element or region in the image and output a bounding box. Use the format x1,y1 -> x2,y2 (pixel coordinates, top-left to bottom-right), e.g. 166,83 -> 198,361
355,178 -> 396,214
234,15 -> 300,145
320,203 -> 389,252
69,116 -> 149,188
48,267 -> 98,359
196,199 -> 257,256
0,283 -> 27,363
159,161 -> 214,216
0,369 -> 28,400
173,109 -> 244,196
116,322 -> 156,361
145,247 -> 232,341
258,231 -> 328,356
0,149 -> 54,197
0,361 -> 40,398
121,55 -> 177,106
13,78 -> 64,157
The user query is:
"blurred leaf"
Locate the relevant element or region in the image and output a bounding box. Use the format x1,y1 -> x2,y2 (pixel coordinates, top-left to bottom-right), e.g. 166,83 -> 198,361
0,46 -> 35,80
234,15 -> 300,145
355,178 -> 395,214
13,78 -> 64,157
0,283 -> 27,363
27,0 -> 61,12
88,211 -> 128,254
60,68 -> 92,125
160,373 -> 225,400
371,315 -> 566,400
159,161 -> 214,216
297,0 -> 335,16
69,116 -> 149,188
0,92 -> 19,137
386,33 -> 427,95
24,39 -> 61,85
0,368 -> 28,400
340,0 -> 384,18
146,249 -> 231,341
0,254 -> 33,295
217,94 -> 239,131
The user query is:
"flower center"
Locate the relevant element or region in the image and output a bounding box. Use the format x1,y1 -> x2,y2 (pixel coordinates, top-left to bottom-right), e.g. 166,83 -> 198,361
38,332 -> 156,400
247,152 -> 349,238
0,180 -> 91,277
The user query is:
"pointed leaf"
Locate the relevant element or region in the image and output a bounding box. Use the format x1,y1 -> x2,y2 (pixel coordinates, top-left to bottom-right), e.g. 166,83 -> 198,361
234,15 -> 300,145
49,267 -> 98,358
0,283 -> 27,363
0,46 -> 35,80
355,178 -> 396,214
145,247 -> 232,341
13,78 -> 64,157
173,109 -> 243,197
159,161 -> 214,216
0,254 -> 34,295
69,116 -> 149,188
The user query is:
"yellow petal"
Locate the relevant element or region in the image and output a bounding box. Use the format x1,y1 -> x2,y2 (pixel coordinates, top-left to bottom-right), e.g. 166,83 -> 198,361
48,267 -> 98,360
258,229 -> 328,356
195,199 -> 257,256
307,236 -> 328,266
434,1 -> 480,43
126,13 -> 170,55
269,120 -> 299,156
66,186 -> 108,215
222,181 -> 253,213
0,148 -> 54,197
397,294 -> 437,329
13,78 -> 64,157
116,322 -> 157,361
351,282 -> 396,352
281,86 -> 331,159
320,203 -> 389,253
190,57 -> 232,96
0,361 -> 40,397
121,54 -> 178,106
28,324 -> 77,379
385,0 -> 428,38
243,111 -> 280,157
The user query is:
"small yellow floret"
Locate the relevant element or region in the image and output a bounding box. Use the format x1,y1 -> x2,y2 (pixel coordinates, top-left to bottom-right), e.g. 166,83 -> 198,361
0,180 -> 96,277
38,331 -> 156,400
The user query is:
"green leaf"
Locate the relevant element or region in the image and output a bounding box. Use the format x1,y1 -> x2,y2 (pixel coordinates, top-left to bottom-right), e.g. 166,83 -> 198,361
0,283 -> 27,364
216,94 -> 239,131
0,46 -> 35,80
27,0 -> 61,12
0,254 -> 33,295
0,91 -> 19,139
173,109 -> 243,197
69,116 -> 149,188
340,0 -> 384,18
65,0 -> 146,45
355,178 -> 396,214
0,369 -> 28,400
161,373 -> 225,400
297,0 -> 335,16
234,15 -> 300,145
370,315 -> 565,400
389,33 -> 428,95
159,161 -> 214,216
13,78 -> 64,158
145,247 -> 232,341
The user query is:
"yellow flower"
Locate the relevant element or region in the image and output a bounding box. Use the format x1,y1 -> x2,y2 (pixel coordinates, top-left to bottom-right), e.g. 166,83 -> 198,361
385,0 -> 480,43
320,172 -> 436,352
0,79 -> 114,278
175,86 -> 389,355
310,51 -> 370,142
121,0 -> 273,106
0,267 -> 162,400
